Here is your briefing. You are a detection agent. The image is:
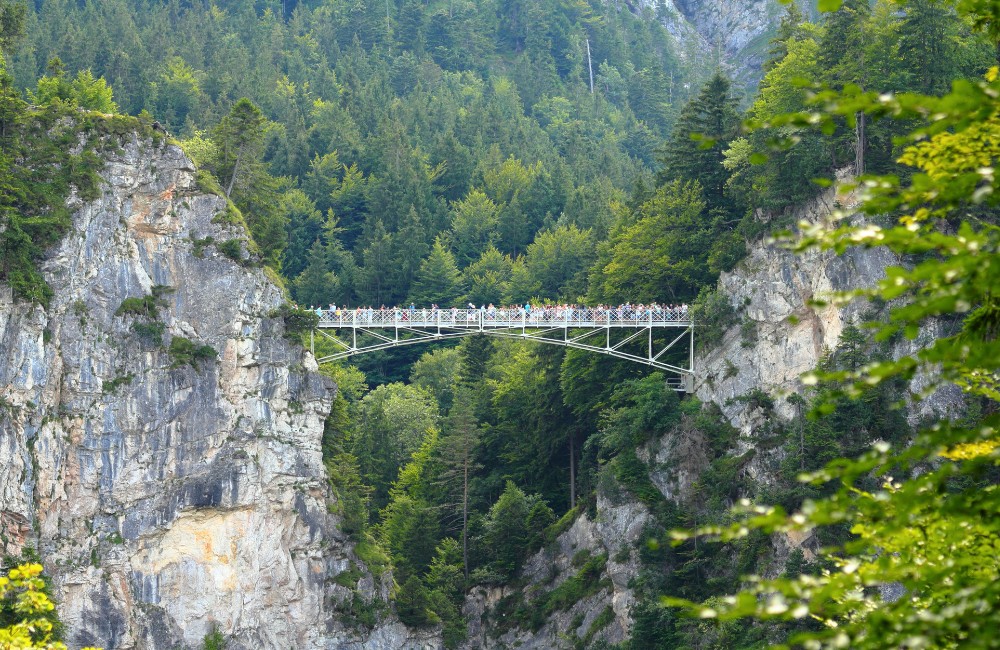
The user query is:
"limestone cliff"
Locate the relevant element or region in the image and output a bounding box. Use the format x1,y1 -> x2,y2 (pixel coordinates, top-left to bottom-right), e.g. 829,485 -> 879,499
461,496 -> 649,649
459,186 -> 963,648
0,135 -> 431,649
628,0 -> 813,92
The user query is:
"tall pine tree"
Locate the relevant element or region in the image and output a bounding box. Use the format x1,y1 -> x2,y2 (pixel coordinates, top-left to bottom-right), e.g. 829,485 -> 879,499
407,238 -> 465,306
656,72 -> 740,215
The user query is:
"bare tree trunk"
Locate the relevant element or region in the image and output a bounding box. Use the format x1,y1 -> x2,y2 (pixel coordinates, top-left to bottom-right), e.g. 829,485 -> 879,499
462,453 -> 469,580
586,38 -> 594,94
225,149 -> 242,197
569,432 -> 576,509
799,404 -> 805,472
855,111 -> 866,176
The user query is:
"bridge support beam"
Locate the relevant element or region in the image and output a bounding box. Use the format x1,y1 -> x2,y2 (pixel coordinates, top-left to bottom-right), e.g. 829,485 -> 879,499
312,316 -> 696,392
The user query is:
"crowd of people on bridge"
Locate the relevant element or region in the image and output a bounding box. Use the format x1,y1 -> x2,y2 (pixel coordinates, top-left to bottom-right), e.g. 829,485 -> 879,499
296,301 -> 690,323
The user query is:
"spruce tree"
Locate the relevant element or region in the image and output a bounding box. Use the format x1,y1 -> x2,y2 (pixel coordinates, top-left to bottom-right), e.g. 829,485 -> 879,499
407,238 -> 464,306
819,0 -> 873,173
292,240 -> 338,307
656,72 -> 740,214
211,98 -> 267,198
0,0 -> 25,53
898,0 -> 958,96
765,2 -> 807,72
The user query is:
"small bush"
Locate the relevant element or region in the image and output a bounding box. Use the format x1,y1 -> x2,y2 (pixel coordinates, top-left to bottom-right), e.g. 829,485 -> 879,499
116,295 -> 159,317
190,234 -> 215,258
202,627 -> 226,650
739,317 -> 758,348
132,321 -> 166,345
582,605 -> 616,646
334,565 -> 363,589
541,553 -> 609,619
354,536 -> 390,578
544,506 -> 581,544
102,373 -> 134,393
217,238 -> 243,262
271,302 -> 319,337
116,285 -> 173,318
195,169 -> 225,197
168,336 -> 217,369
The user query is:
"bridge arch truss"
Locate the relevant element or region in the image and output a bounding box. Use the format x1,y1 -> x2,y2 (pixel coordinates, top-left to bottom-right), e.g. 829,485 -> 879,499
310,308 -> 695,392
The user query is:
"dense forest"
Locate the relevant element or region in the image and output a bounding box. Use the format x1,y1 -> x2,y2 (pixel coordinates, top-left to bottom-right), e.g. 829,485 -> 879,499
1,0 -> 999,648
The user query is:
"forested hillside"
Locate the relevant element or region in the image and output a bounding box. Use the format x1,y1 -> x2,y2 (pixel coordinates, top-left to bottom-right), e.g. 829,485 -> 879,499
2,0 -> 999,648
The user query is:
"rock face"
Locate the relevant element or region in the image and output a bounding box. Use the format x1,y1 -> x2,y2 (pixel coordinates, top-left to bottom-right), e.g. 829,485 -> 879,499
461,495 -> 649,649
460,186 -> 964,648
0,136 -> 431,649
695,188 -> 964,435
629,0 -> 810,92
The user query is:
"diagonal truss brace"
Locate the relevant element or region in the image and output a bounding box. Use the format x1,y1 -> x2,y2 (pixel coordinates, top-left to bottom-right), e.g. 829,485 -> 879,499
314,322 -> 696,392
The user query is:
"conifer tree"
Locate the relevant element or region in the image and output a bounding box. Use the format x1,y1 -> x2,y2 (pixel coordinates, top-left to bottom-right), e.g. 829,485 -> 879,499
212,98 -> 267,198
657,72 -> 740,214
897,0 -> 959,95
464,245 -> 513,306
292,239 -> 338,307
765,2 -> 807,72
0,0 -> 25,53
819,0 -> 873,173
407,238 -> 464,306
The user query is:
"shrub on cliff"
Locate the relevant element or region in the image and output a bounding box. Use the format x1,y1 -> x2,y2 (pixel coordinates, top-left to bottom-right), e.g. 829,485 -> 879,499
167,336 -> 217,370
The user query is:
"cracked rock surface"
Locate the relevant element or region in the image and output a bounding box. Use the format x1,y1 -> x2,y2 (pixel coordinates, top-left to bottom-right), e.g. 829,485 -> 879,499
0,137 -> 435,650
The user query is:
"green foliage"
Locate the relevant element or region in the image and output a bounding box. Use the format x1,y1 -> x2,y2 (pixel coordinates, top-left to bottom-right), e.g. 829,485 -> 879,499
410,347 -> 462,414
407,238 -> 464,307
115,286 -> 171,318
665,2 -> 1000,648
30,58 -> 118,112
202,628 -> 225,650
272,303 -> 319,337
690,286 -> 738,352
658,72 -> 742,215
581,605 -> 615,647
216,239 -> 243,263
167,337 -> 217,370
540,552 -> 609,619
510,224 -> 594,302
592,180 -> 717,303
0,563 -> 97,650
353,537 -> 391,579
352,383 -> 439,511
474,481 -> 552,582
463,245 -> 513,306
101,373 -> 133,394
0,0 -> 25,53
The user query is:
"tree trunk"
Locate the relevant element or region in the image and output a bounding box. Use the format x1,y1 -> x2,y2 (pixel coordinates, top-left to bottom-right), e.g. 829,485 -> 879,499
225,149 -> 242,198
462,453 -> 469,580
855,110 -> 866,176
569,431 -> 576,509
586,38 -> 594,95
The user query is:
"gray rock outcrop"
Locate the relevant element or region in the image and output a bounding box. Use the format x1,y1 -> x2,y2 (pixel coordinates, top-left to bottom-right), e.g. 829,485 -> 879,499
0,136 -> 433,649
625,0 -> 814,93
458,184 -> 963,648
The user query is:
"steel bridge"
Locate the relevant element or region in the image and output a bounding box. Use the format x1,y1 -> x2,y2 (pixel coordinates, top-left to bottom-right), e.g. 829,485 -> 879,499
310,307 -> 695,391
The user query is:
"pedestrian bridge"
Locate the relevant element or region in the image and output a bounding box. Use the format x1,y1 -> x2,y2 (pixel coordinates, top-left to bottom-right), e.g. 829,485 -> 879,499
311,307 -> 694,391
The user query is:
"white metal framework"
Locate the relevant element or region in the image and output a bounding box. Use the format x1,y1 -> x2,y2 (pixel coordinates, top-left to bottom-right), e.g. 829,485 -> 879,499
311,306 -> 695,391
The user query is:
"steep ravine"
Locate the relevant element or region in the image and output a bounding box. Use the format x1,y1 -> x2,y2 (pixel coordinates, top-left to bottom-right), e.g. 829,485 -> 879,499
460,188 -> 964,648
0,136 -> 432,649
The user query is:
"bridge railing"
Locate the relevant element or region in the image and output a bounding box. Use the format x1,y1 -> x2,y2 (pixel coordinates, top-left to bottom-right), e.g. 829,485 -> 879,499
315,306 -> 690,328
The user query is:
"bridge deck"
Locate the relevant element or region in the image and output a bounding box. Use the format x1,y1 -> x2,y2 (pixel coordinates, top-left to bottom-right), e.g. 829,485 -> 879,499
316,307 -> 690,329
